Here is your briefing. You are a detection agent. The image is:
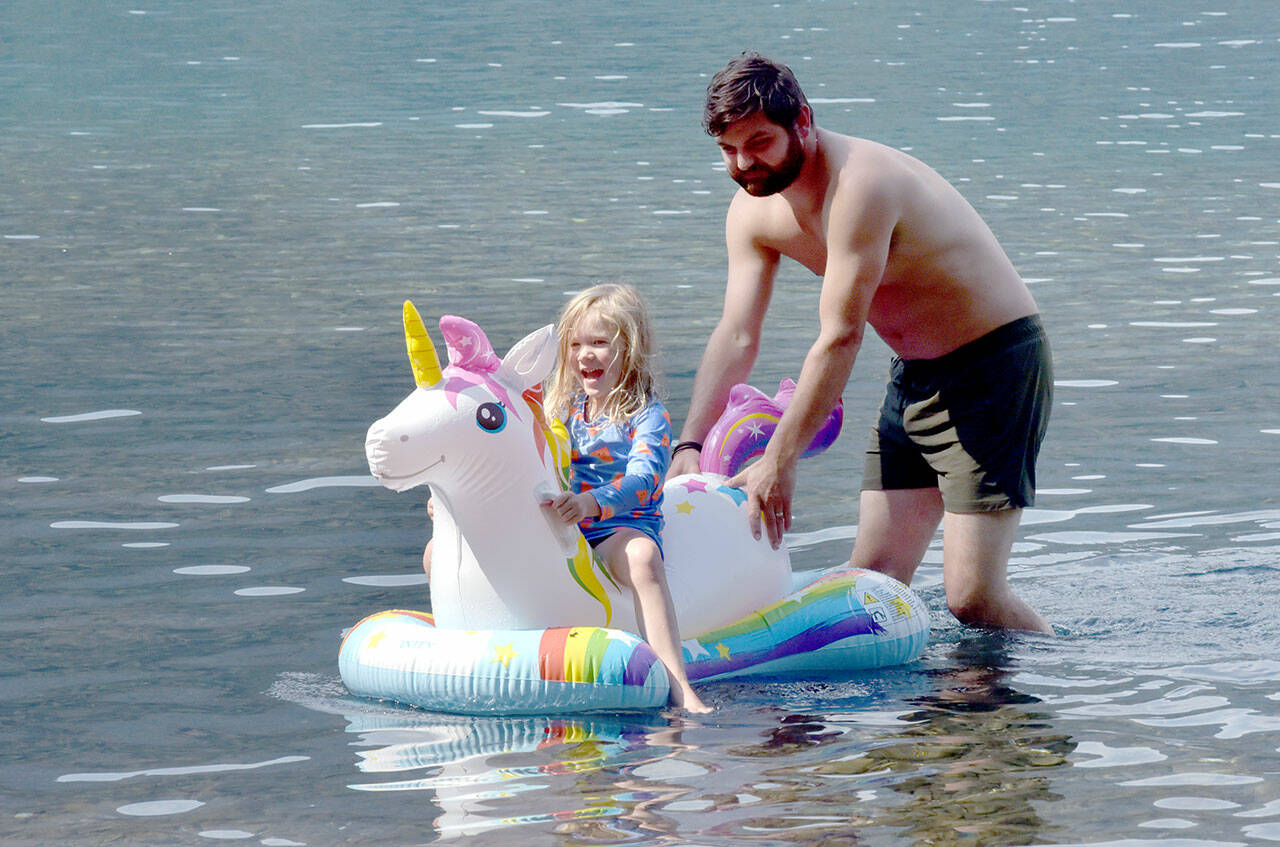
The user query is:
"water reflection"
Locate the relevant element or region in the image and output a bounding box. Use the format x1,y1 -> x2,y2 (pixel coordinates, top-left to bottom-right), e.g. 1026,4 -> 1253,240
712,635 -> 1076,845
338,635 -> 1077,845
872,635 -> 1075,846
552,727 -> 706,845
344,710 -> 696,842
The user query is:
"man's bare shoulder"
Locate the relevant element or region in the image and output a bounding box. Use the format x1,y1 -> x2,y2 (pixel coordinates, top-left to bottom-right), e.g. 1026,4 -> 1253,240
828,131 -> 917,168
725,187 -> 799,241
827,135 -> 920,199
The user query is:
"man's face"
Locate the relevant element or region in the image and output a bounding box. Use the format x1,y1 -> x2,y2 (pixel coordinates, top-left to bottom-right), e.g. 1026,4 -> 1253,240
715,112 -> 806,196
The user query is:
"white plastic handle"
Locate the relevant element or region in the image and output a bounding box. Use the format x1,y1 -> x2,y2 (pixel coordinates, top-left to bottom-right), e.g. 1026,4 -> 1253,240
534,481 -> 580,557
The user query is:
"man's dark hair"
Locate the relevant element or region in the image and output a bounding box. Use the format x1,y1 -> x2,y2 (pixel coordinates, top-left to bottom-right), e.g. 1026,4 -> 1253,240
703,52 -> 811,137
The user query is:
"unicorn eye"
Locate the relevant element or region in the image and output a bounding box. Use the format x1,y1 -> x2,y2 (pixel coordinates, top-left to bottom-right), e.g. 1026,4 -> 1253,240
475,402 -> 506,433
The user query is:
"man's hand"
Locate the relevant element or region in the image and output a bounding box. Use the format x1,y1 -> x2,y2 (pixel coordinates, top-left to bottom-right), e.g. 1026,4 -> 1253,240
726,454 -> 795,549
668,446 -> 702,478
542,490 -> 601,525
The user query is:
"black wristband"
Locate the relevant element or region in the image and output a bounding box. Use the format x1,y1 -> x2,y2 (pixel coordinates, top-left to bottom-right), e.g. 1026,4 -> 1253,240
672,441 -> 702,457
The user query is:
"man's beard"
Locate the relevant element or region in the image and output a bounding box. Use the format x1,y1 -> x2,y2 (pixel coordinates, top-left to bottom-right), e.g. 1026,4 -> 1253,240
730,129 -> 805,196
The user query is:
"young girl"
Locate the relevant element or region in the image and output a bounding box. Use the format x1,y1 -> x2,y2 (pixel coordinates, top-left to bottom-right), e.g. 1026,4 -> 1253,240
542,284 -> 711,714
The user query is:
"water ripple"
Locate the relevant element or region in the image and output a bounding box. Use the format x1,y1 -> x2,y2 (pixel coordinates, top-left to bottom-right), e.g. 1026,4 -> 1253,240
41,409 -> 142,423
1159,660 -> 1280,684
116,799 -> 205,816
1119,772 -> 1263,787
1134,708 -> 1280,739
52,520 -> 180,530
1073,741 -> 1168,768
265,476 -> 378,494
58,755 -> 308,782
342,574 -> 428,587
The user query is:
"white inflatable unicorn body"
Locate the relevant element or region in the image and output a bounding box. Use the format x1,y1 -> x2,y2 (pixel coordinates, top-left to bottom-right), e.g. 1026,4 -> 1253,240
347,302 -> 928,713
364,302 -> 793,638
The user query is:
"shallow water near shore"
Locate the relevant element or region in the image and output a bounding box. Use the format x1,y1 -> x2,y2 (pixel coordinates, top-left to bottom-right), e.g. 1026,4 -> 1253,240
4,1 -> 1279,844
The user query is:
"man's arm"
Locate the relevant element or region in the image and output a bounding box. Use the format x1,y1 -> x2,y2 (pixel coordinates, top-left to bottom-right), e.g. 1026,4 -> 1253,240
671,194 -> 780,475
730,173 -> 900,545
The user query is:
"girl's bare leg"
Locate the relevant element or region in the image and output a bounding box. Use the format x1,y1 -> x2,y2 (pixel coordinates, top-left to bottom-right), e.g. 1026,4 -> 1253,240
596,530 -> 711,714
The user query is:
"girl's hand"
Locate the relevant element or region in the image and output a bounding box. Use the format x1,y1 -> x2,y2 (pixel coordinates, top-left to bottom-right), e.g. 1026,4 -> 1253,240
542,491 -> 601,524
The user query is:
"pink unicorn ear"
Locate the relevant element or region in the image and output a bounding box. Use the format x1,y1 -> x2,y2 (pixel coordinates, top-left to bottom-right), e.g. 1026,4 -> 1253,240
439,315 -> 501,374
771,378 -> 797,406
725,382 -> 773,414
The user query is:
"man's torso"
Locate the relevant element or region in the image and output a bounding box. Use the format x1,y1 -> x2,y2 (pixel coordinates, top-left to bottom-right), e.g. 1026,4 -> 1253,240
744,132 -> 1039,359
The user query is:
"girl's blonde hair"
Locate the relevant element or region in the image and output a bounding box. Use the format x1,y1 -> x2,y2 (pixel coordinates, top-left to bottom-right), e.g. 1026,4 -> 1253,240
544,283 -> 660,424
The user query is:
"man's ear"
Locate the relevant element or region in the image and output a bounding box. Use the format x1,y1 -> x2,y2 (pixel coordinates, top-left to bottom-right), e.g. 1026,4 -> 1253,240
795,104 -> 814,139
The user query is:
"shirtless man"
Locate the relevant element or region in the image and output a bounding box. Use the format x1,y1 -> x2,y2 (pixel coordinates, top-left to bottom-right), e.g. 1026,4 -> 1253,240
668,53 -> 1052,633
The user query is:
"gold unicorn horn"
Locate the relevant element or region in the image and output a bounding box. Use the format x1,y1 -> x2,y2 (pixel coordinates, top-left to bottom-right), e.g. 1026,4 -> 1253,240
403,300 -> 443,388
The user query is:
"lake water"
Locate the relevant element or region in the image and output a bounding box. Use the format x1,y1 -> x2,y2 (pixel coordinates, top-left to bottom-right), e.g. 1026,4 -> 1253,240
4,1 -> 1279,844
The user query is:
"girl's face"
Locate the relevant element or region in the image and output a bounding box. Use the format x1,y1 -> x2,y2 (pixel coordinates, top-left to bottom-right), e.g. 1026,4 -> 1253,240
569,311 -> 624,415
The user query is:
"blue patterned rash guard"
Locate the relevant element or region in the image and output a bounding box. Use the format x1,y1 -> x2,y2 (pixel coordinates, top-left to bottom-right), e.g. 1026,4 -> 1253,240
567,395 -> 672,555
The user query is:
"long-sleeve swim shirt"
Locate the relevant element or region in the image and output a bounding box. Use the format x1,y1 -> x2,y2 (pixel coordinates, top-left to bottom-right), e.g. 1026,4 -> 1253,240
567,396 -> 671,544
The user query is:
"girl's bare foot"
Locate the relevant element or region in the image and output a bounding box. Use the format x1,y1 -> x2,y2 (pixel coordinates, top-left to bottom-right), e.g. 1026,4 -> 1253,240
672,685 -> 713,714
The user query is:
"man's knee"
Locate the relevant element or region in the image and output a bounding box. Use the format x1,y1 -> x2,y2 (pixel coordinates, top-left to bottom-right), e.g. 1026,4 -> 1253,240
945,581 -> 1005,628
852,548 -> 918,584
850,489 -> 942,583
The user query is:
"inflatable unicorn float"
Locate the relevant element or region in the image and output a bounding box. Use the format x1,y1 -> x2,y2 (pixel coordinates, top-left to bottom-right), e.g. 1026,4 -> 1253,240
340,302 -> 929,714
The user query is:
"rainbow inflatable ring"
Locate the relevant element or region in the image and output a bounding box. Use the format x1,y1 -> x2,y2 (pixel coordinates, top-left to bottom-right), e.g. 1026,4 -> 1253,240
340,302 -> 929,715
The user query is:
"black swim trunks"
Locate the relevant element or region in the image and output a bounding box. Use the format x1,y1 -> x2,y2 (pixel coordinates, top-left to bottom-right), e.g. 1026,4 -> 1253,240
862,315 -> 1052,512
